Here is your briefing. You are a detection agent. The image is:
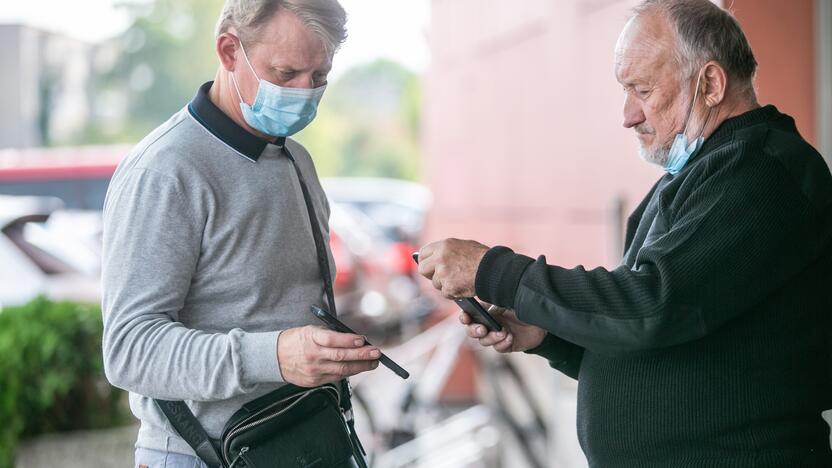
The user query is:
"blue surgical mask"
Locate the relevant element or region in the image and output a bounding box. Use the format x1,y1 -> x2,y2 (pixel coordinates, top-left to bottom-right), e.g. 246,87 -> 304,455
665,72 -> 714,175
231,41 -> 326,137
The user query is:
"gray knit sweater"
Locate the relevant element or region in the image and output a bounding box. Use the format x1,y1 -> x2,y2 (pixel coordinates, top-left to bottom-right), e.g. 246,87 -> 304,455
101,84 -> 334,456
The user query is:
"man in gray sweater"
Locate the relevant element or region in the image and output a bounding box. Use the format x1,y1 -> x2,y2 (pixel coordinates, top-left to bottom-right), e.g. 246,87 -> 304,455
101,1 -> 380,466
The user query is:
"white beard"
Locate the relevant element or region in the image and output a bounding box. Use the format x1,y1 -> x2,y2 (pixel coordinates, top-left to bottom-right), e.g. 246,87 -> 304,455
639,140 -> 672,167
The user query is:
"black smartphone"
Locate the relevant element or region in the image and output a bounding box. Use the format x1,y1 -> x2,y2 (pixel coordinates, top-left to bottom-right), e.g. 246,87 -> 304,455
310,305 -> 409,380
411,252 -> 503,332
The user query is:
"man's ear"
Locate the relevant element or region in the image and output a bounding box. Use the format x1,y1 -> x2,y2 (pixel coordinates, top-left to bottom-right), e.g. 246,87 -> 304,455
216,32 -> 239,72
700,60 -> 727,108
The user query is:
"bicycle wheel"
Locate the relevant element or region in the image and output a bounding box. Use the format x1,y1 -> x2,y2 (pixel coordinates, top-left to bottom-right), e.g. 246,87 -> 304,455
351,387 -> 379,467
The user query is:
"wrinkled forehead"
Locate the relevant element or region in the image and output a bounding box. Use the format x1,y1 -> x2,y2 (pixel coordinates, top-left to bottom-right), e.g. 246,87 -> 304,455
245,10 -> 332,69
614,13 -> 678,83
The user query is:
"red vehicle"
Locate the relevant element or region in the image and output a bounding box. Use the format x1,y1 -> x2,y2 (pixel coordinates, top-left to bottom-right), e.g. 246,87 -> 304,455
0,145 -> 127,210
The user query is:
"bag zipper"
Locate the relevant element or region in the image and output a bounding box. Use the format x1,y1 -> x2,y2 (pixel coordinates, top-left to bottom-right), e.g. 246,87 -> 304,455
227,446 -> 248,468
221,387 -> 340,464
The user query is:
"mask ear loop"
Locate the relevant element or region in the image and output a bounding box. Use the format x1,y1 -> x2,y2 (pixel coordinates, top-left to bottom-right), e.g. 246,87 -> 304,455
229,37 -> 259,104
681,68 -> 715,142
696,105 -> 715,141
230,71 -> 245,104
681,70 -> 704,136
237,40 -> 260,81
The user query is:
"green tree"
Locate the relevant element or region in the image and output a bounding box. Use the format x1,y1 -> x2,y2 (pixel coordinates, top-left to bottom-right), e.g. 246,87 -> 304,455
88,2 -> 422,180
93,0 -> 223,139
0,298 -> 127,468
296,58 -> 422,180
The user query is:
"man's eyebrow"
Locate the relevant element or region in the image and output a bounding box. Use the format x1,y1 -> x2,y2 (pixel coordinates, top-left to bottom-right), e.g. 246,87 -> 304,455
621,75 -> 650,87
268,64 -> 332,73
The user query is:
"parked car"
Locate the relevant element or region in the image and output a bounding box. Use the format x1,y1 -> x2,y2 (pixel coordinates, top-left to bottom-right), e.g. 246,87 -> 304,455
322,178 -> 435,338
0,195 -> 100,309
321,177 -> 432,246
328,204 -> 366,322
0,145 -> 127,210
0,150 -> 436,331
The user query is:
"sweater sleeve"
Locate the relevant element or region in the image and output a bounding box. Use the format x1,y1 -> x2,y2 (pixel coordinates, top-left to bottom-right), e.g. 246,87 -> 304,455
101,168 -> 284,402
524,333 -> 584,379
476,151 -> 824,355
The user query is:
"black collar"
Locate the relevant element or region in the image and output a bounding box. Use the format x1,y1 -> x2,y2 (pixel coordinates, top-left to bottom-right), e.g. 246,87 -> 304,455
188,81 -> 285,162
698,105 -> 781,157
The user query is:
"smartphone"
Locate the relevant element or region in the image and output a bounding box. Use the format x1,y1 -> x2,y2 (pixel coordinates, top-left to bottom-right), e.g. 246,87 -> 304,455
310,305 -> 409,380
411,252 -> 503,332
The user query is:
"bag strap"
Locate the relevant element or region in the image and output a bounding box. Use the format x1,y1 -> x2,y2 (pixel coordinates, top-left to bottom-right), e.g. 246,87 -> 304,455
283,145 -> 367,468
281,145 -> 338,318
155,399 -> 224,468
282,145 -> 354,413
154,141 -> 365,468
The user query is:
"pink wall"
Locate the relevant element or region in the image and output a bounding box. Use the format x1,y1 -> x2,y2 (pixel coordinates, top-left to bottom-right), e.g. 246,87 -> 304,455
731,0 -> 817,145
423,0 -> 657,269
422,0 -> 818,270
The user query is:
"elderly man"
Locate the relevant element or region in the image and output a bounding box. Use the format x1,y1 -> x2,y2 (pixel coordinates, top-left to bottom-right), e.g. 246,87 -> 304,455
101,1 -> 378,467
419,0 -> 832,466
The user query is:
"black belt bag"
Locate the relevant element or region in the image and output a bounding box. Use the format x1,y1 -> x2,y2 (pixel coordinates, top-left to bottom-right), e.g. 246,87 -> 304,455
154,143 -> 368,468
220,383 -> 363,468
156,381 -> 367,468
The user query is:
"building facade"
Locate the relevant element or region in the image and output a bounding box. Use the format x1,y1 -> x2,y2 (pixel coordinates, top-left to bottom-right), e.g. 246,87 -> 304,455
0,25 -> 95,149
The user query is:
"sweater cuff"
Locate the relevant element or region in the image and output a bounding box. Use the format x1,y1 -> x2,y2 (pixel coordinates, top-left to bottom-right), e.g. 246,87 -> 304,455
239,330 -> 284,385
524,333 -> 582,380
525,333 -> 562,359
475,246 -> 534,308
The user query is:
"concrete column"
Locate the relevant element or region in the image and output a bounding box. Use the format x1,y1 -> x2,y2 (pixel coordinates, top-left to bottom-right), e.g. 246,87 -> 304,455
817,0 -> 832,166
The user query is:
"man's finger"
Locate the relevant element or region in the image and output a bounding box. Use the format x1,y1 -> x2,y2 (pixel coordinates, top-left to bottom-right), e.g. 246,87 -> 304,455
418,242 -> 438,261
310,327 -> 364,348
417,242 -> 440,279
323,346 -> 380,362
478,330 -> 509,347
493,334 -> 514,353
326,360 -> 380,378
418,257 -> 435,279
466,324 -> 488,339
459,312 -> 472,325
431,275 -> 442,292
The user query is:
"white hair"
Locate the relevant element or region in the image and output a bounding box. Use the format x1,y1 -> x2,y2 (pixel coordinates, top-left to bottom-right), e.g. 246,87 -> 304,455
633,0 -> 758,101
215,0 -> 347,55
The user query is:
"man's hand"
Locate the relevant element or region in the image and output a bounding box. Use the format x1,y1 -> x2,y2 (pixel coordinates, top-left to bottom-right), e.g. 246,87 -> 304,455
462,306 -> 546,353
277,326 -> 380,387
418,238 -> 490,298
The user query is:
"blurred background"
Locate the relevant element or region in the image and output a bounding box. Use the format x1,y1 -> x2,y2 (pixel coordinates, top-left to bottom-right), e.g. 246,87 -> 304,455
0,1 -> 829,467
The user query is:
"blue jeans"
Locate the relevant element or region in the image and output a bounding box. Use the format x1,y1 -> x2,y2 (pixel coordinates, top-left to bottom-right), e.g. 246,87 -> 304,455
134,447 -> 208,468
136,445 -> 363,468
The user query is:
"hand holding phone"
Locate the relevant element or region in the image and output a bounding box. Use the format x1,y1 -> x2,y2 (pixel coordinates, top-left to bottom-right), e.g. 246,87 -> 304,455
311,306 -> 410,379
412,252 -> 503,332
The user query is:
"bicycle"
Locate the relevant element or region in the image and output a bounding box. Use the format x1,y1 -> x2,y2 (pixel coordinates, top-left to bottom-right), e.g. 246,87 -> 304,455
348,311 -> 552,468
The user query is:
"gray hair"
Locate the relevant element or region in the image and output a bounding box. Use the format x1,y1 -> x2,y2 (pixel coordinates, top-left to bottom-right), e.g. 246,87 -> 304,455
215,0 -> 347,55
633,0 -> 758,100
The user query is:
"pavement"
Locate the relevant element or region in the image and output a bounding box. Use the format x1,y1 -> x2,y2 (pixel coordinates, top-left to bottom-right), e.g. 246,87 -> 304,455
15,424 -> 138,468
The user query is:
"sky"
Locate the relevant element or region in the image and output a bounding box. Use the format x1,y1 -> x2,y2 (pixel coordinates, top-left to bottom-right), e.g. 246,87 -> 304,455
0,0 -> 431,77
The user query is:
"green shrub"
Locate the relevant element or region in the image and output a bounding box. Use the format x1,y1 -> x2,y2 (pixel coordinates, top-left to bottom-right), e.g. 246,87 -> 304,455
0,297 -> 128,468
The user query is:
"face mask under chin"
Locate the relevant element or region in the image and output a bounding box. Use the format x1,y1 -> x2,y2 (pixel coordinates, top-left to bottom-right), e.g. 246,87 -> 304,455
663,71 -> 714,175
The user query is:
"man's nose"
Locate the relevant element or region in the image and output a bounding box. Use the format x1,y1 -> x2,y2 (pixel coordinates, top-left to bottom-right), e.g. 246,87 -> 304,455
622,93 -> 645,129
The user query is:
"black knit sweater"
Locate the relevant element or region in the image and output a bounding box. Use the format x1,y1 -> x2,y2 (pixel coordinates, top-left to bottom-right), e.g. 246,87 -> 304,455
475,106 -> 832,467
